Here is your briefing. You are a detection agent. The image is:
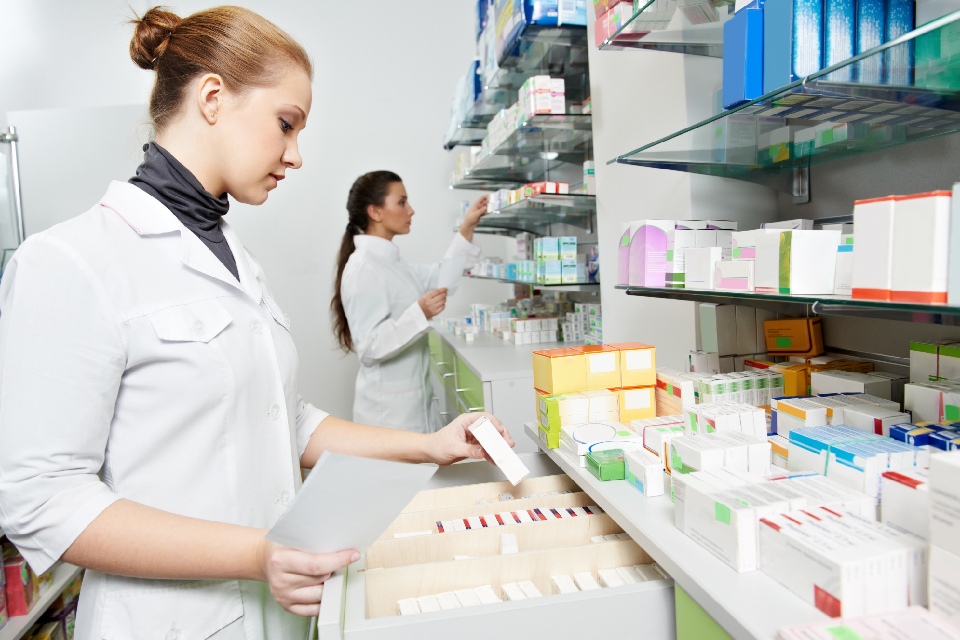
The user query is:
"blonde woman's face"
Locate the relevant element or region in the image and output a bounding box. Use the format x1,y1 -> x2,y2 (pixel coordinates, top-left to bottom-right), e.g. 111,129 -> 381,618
214,68 -> 313,205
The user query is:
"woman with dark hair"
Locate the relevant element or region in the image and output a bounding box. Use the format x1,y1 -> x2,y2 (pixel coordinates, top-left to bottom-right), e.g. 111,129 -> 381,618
332,173 -> 487,432
0,7 -> 511,639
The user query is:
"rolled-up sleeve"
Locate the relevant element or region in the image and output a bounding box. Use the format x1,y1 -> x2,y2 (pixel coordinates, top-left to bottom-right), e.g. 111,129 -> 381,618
294,398 -> 329,459
0,236 -> 125,574
342,262 -> 429,367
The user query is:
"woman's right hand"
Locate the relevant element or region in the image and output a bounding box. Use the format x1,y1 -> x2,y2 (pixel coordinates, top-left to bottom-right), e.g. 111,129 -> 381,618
256,537 -> 359,617
418,288 -> 448,319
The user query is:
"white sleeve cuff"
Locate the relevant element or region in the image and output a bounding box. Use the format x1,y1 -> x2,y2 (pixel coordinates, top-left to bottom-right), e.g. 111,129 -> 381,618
296,402 -> 331,458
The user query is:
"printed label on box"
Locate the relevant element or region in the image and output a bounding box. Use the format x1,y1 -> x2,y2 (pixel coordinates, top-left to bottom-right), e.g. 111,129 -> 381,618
626,350 -> 653,370
625,389 -> 652,410
589,353 -> 617,374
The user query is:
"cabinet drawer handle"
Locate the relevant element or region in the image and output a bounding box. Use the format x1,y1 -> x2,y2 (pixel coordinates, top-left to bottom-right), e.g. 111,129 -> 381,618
467,406 -> 484,412
441,372 -> 455,378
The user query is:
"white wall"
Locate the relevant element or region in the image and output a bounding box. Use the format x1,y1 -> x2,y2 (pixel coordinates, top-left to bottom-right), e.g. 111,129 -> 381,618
587,22 -> 776,370
0,1 -> 509,421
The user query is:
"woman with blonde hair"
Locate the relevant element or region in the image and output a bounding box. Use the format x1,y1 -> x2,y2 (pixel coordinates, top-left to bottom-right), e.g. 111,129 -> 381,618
0,7 -> 511,639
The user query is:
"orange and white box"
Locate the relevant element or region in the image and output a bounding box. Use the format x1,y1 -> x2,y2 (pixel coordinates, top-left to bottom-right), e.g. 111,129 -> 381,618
617,386 -> 656,422
852,195 -> 896,300
607,342 -> 656,387
891,191 -> 952,303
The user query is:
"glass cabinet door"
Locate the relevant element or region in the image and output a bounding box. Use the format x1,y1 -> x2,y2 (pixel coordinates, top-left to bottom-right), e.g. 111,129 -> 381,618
0,131 -> 23,275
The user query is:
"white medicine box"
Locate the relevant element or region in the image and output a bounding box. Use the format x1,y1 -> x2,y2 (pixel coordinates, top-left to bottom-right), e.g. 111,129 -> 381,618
891,191 -> 952,303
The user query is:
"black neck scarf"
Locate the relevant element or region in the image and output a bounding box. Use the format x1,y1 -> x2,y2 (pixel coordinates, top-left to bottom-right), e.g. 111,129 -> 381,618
129,142 -> 239,281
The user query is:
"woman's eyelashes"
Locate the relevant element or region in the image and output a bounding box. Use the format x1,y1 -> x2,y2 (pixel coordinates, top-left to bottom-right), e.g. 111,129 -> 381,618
280,118 -> 293,132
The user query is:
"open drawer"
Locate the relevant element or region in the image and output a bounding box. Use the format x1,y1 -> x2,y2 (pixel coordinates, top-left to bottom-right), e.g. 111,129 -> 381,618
316,454 -> 676,640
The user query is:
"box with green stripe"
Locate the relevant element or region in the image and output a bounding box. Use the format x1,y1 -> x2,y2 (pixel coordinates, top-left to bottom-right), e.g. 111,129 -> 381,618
754,229 -> 841,295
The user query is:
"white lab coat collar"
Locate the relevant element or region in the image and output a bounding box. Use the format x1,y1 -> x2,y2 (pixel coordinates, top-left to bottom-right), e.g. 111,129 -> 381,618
353,234 -> 400,260
100,181 -> 261,302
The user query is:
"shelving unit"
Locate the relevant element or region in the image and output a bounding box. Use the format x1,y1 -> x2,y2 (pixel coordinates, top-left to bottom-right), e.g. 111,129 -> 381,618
444,24 -> 589,150
615,285 -> 960,325
598,0 -> 729,56
608,11 -> 960,197
524,423 -> 825,640
452,114 -> 594,190
0,564 -> 81,640
467,274 -> 599,292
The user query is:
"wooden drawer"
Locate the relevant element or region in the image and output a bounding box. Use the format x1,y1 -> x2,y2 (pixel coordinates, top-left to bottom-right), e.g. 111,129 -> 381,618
317,457 -> 676,640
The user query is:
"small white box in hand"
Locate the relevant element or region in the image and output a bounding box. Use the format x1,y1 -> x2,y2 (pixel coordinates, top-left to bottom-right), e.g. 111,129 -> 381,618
469,417 -> 529,485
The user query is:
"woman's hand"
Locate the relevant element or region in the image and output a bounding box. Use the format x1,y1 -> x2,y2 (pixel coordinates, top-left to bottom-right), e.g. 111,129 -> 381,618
256,537 -> 359,617
427,412 -> 515,466
418,288 -> 447,319
459,196 -> 489,241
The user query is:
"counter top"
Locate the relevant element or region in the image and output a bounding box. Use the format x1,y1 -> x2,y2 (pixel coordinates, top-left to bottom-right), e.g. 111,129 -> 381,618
524,423 -> 826,640
432,326 -> 574,382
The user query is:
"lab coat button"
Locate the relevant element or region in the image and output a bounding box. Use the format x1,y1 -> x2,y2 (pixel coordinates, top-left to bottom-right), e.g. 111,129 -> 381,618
194,320 -> 204,334
251,320 -> 263,335
269,404 -> 280,420
166,630 -> 182,640
279,490 -> 293,506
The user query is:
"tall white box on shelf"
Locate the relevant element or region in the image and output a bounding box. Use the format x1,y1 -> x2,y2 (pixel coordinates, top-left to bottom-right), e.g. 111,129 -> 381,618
949,182 -> 960,304
852,195 -> 896,300
700,303 -> 737,356
755,230 -> 840,295
891,191 -> 952,304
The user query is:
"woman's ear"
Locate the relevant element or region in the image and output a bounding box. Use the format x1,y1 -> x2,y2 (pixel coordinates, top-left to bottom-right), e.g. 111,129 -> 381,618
196,73 -> 225,125
366,203 -> 382,224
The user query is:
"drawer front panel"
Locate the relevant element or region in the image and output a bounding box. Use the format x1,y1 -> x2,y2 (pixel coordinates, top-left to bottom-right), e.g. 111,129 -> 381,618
454,355 -> 485,412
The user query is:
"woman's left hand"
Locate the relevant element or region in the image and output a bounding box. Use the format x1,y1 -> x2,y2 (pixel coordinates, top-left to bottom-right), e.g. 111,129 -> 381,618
427,412 -> 514,466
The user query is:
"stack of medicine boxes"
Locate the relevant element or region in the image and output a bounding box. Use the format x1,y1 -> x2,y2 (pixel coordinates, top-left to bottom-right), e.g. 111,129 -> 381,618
533,343 -> 657,453
929,451 -> 960,628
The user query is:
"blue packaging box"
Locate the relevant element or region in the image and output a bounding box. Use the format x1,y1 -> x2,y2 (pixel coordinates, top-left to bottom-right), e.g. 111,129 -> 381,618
494,0 -> 587,64
930,430 -> 960,450
855,0 -> 886,83
723,8 -> 765,108
764,0 -> 825,93
824,0 -> 856,80
889,423 -> 944,446
884,0 -> 915,85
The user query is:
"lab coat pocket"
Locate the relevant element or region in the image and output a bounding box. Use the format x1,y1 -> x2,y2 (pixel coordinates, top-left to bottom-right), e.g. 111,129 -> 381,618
100,578 -> 243,640
149,298 -> 232,343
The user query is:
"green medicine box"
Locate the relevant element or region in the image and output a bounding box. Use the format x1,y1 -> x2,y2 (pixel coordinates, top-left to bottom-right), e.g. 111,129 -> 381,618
538,425 -> 560,449
585,448 -> 626,481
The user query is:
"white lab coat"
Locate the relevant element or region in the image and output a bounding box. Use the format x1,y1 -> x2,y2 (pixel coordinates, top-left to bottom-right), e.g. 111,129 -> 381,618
0,182 -> 328,640
341,234 -> 479,432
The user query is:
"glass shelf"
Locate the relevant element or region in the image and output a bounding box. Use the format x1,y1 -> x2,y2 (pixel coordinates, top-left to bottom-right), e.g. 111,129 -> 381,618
598,0 -> 730,57
469,274 -> 600,291
609,11 -> 960,192
454,195 -> 596,235
443,126 -> 487,150
616,285 -> 960,325
444,26 -> 590,148
451,114 -> 594,189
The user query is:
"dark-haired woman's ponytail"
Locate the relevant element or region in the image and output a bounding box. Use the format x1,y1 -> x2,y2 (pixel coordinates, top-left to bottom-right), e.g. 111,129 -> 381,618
331,170 -> 402,352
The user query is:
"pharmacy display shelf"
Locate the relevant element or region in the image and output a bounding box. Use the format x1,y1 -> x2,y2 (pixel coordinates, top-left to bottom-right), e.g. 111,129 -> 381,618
0,563 -> 82,640
466,274 -> 600,292
616,285 -> 960,325
608,11 -> 960,194
443,26 -> 590,149
443,125 -> 487,150
523,423 -> 825,640
598,0 -> 727,57
452,114 -> 593,189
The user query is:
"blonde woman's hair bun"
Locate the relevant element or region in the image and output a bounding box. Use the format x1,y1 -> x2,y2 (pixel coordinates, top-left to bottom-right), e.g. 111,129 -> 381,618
129,6 -> 181,71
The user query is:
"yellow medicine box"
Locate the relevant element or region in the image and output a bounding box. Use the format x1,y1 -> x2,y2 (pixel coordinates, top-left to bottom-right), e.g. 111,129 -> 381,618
576,345 -> 623,390
771,363 -> 810,396
606,342 -> 656,387
533,348 -> 587,394
617,386 -> 656,422
764,317 -> 824,357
